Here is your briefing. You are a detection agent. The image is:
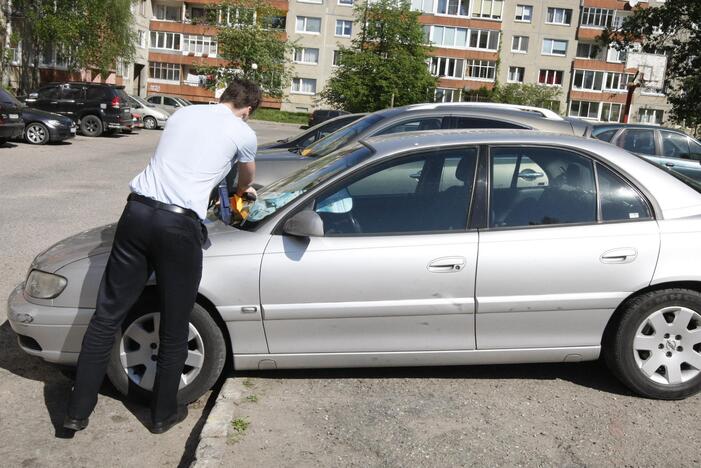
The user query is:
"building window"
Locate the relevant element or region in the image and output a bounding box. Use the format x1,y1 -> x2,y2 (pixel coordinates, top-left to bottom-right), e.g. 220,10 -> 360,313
576,43 -> 602,59
600,103 -> 623,122
511,35 -> 529,53
296,16 -> 322,34
332,50 -> 343,66
572,70 -> 605,91
538,69 -> 563,86
150,31 -> 181,51
335,19 -> 352,37
411,0 -> 435,14
508,66 -> 525,83
569,100 -> 600,120
607,45 -> 627,63
580,7 -> 614,28
638,108 -> 664,125
430,26 -> 468,48
138,30 -> 147,48
429,57 -> 464,79
542,38 -> 568,56
604,72 -> 633,91
434,88 -> 461,103
471,0 -> 503,20
468,29 -> 500,50
338,0 -> 353,5
514,5 -> 532,22
437,0 -> 469,16
294,47 -> 320,65
153,4 -> 181,21
182,35 -> 218,56
291,78 -> 317,95
465,60 -> 496,80
546,8 -> 572,25
149,62 -> 181,82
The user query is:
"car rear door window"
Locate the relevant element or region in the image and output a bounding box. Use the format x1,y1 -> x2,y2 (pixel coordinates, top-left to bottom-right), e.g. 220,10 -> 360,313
376,117 -> 444,135
661,130 -> 693,159
450,117 -> 527,129
163,97 -> 179,107
490,147 -> 597,228
314,147 -> 478,235
62,86 -> 84,100
147,96 -> 161,105
596,163 -> 652,221
620,129 -> 656,155
38,87 -> 61,100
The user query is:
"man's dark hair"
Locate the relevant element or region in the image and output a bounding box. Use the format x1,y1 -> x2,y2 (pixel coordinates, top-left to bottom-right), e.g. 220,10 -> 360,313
219,78 -> 262,111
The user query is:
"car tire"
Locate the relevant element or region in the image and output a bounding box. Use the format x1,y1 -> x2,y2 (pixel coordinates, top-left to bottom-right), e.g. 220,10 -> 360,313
80,115 -> 103,137
24,122 -> 50,145
0,138 -> 7,146
107,301 -> 227,404
604,288 -> 701,400
143,116 -> 157,130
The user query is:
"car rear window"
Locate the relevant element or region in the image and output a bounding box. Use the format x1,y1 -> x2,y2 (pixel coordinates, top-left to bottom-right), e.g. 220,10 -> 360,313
86,86 -> 111,101
114,88 -> 130,101
0,88 -> 21,106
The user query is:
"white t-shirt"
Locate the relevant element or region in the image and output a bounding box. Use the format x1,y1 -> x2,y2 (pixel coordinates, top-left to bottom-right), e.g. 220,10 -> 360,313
130,103 -> 256,219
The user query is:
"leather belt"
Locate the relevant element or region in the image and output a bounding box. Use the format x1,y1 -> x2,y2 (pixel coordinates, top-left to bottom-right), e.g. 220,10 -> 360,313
128,193 -> 201,222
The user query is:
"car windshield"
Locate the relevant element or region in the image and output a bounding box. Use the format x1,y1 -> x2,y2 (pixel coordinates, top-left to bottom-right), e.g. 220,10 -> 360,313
0,88 -> 22,107
301,113 -> 385,159
234,144 -> 373,230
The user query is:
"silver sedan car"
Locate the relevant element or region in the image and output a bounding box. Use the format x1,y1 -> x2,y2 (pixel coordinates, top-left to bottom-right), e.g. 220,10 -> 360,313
8,130 -> 701,403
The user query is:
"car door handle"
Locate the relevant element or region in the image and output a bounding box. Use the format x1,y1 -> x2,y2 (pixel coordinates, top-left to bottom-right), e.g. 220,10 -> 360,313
428,257 -> 466,273
665,162 -> 675,167
600,248 -> 638,264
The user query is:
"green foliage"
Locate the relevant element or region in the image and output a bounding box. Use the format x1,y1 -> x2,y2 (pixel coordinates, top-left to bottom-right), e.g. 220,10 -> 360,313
9,0 -> 135,92
321,0 -> 437,112
489,83 -> 561,110
199,0 -> 294,99
250,108 -> 308,124
600,0 -> 701,128
231,417 -> 250,433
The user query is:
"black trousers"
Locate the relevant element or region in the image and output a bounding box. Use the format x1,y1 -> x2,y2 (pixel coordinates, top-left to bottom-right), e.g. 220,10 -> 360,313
67,198 -> 205,422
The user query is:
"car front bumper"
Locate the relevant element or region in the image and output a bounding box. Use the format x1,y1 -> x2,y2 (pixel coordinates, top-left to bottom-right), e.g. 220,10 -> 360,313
6,284 -> 92,365
48,124 -> 77,141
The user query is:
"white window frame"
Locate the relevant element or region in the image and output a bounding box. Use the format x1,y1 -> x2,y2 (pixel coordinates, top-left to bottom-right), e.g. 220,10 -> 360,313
434,87 -> 462,103
607,45 -> 627,63
600,102 -> 623,122
150,31 -> 181,51
568,100 -> 601,120
507,66 -> 525,83
429,56 -> 465,79
182,34 -> 218,56
542,38 -> 568,56
338,0 -> 353,5
511,35 -> 529,53
335,19 -> 353,38
465,59 -> 496,81
436,0 -> 469,17
514,4 -> 532,22
638,108 -> 664,125
471,0 -> 503,20
538,69 -> 563,86
546,7 -> 572,26
580,7 -> 614,29
296,16 -> 322,34
572,70 -> 605,91
332,50 -> 343,66
575,42 -> 604,60
469,29 -> 500,51
293,47 -> 320,65
411,0 -> 435,14
153,4 -> 181,21
149,62 -> 181,82
291,77 -> 317,95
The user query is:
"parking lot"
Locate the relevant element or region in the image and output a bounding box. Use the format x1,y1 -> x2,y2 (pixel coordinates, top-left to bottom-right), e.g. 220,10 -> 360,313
1,123 -> 700,467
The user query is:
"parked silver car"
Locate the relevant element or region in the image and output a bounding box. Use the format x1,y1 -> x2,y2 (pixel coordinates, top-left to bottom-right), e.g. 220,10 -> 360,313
8,130 -> 701,403
145,94 -> 191,114
252,103 -> 591,187
127,95 -> 169,130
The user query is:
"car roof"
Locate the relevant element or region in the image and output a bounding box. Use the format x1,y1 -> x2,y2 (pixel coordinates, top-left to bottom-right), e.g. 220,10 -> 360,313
359,129 -> 701,220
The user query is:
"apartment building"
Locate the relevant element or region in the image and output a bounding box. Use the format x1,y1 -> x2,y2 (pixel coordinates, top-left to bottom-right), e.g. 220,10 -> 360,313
124,0 -> 153,97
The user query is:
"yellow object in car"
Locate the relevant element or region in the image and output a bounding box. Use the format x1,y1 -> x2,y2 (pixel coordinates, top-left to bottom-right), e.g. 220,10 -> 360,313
301,148 -> 312,157
230,194 -> 252,221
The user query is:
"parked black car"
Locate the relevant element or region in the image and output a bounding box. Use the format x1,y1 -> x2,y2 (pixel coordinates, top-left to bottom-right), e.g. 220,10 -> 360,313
259,113 -> 364,151
0,88 -> 25,146
24,82 -> 132,137
308,109 -> 349,128
19,106 -> 76,145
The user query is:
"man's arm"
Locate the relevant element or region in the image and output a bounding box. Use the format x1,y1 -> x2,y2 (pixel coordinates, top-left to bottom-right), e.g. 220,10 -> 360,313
236,161 -> 256,196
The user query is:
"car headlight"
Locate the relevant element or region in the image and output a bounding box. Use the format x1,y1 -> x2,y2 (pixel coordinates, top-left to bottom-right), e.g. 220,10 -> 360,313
46,119 -> 62,127
24,270 -> 67,299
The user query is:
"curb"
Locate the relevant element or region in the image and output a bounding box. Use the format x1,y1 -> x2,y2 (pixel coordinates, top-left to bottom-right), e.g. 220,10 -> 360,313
191,378 -> 246,468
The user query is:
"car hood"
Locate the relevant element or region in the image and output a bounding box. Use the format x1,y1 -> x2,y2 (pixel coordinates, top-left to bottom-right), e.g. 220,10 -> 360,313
32,218 -> 266,273
21,107 -> 72,124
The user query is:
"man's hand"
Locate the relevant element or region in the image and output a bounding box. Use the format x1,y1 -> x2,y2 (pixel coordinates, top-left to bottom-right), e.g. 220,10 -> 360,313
241,186 -> 257,201
236,161 -> 256,196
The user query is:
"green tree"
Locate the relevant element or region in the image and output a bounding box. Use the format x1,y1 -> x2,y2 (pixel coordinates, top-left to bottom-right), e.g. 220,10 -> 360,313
600,0 -> 701,129
9,0 -> 135,94
321,0 -> 437,112
195,0 -> 293,99
489,83 -> 561,112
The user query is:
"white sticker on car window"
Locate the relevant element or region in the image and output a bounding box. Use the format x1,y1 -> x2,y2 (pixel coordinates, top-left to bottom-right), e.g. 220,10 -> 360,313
629,213 -> 640,219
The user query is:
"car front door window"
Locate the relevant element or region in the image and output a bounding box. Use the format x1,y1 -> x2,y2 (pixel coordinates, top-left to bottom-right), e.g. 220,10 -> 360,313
314,148 -> 478,235
163,97 -> 179,107
376,118 -> 444,135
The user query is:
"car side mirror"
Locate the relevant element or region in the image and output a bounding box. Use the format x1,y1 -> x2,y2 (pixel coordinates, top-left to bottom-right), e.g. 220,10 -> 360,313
283,210 -> 324,238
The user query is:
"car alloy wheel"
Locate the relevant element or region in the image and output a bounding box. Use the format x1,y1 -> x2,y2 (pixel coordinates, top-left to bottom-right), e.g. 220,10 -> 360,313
633,306 -> 701,385
25,122 -> 49,145
143,116 -> 157,130
118,312 -> 205,391
80,115 -> 103,137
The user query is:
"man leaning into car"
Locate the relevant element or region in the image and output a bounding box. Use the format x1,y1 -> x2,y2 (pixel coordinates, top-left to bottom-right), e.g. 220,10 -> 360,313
63,78 -> 261,434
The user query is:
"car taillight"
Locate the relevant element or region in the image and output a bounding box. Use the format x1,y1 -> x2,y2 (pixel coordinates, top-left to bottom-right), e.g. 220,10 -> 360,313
111,96 -> 120,109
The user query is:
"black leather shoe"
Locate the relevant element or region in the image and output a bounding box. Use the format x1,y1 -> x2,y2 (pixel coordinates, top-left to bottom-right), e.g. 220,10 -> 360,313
63,415 -> 89,432
149,406 -> 188,434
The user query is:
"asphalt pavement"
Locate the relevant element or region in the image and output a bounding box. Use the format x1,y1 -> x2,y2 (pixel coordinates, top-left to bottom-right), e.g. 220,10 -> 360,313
1,121 -> 699,467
